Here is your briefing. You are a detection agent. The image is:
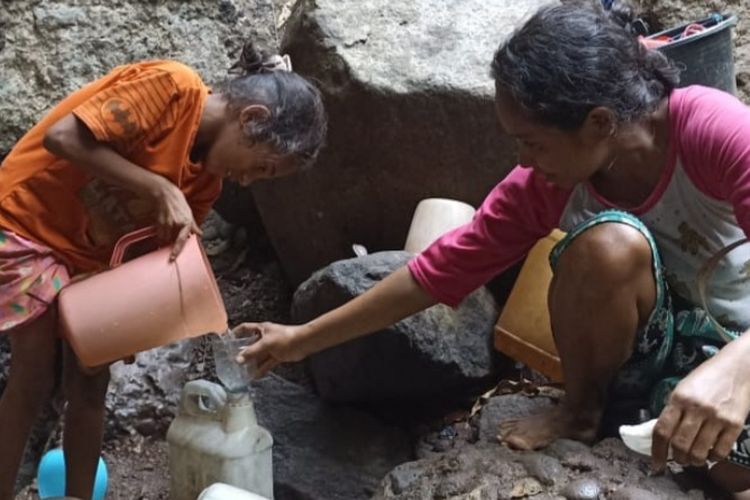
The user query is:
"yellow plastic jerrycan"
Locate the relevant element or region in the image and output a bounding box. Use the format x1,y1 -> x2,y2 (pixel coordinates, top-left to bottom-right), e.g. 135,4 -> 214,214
495,230 -> 565,382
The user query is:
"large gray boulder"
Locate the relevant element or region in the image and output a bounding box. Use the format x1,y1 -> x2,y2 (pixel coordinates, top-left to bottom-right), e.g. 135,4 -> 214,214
0,0 -> 278,158
253,373 -> 413,500
251,0 -> 550,285
293,251 -> 502,409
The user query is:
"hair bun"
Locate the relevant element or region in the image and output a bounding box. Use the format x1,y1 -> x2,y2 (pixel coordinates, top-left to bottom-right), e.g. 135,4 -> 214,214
230,41 -> 293,75
603,0 -> 650,36
606,0 -> 637,32
230,41 -> 266,75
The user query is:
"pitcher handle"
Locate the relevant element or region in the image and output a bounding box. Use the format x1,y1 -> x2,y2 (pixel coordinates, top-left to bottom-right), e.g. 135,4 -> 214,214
180,380 -> 227,420
109,226 -> 159,267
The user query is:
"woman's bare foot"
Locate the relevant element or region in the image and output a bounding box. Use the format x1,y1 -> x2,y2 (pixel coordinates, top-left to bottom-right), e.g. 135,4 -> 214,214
497,405 -> 599,450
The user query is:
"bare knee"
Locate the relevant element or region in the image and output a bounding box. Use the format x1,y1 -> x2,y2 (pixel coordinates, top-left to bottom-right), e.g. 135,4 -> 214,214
553,222 -> 655,313
64,366 -> 110,411
5,314 -> 59,409
557,223 -> 651,282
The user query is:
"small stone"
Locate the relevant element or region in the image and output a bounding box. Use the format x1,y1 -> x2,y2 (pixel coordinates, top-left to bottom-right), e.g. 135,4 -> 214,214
547,440 -> 598,472
521,453 -> 564,486
642,474 -> 689,497
454,422 -> 475,442
547,439 -> 593,458
387,462 -> 423,495
432,437 -> 453,452
510,477 -> 544,498
479,394 -> 555,443
133,418 -> 158,437
610,486 -> 660,500
438,425 -> 458,440
561,478 -> 601,500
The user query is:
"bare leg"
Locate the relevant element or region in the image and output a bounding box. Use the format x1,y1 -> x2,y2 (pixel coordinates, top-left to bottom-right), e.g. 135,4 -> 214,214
499,223 -> 656,450
0,307 -> 58,500
62,343 -> 110,500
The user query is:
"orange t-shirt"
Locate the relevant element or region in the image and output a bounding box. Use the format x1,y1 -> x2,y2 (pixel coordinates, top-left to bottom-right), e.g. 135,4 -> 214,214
0,60 -> 222,273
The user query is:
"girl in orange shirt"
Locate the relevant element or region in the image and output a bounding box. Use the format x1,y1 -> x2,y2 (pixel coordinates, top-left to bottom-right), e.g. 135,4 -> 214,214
0,42 -> 326,499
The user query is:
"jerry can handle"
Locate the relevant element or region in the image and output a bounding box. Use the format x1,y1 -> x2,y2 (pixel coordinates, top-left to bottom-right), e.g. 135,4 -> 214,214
180,380 -> 227,420
109,226 -> 159,268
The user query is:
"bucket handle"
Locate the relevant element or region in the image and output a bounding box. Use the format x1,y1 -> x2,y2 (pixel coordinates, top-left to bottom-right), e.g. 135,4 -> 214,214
696,238 -> 746,343
108,226 -> 206,338
109,226 -> 159,268
180,380 -> 227,420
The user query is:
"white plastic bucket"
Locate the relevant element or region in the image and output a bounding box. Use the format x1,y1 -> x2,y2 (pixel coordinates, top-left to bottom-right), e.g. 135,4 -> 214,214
403,198 -> 476,254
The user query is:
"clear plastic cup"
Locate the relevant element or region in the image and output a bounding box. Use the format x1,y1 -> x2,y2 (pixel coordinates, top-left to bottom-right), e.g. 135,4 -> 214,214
211,333 -> 258,394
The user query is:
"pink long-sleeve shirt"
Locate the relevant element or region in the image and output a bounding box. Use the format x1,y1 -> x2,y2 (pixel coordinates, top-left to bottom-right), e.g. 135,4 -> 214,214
409,86 -> 750,327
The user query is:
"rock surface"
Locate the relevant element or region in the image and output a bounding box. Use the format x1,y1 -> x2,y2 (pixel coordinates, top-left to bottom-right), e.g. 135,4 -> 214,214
105,339 -> 205,438
293,251 -> 503,409
373,393 -> 718,499
253,374 -> 413,500
0,0 -> 279,158
251,0 -> 550,284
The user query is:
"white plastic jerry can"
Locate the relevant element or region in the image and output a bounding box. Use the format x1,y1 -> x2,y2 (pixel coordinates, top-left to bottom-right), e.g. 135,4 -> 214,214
198,483 -> 271,500
167,380 -> 273,500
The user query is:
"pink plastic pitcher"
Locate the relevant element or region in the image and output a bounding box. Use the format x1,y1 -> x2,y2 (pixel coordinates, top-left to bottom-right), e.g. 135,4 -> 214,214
59,227 -> 228,367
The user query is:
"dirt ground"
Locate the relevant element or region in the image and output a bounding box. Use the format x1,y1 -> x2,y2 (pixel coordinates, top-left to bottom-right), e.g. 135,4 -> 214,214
16,435 -> 171,500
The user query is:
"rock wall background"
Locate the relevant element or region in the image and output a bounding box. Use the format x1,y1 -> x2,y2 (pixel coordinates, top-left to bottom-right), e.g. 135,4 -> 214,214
0,0 -> 280,158
1,0 -> 747,157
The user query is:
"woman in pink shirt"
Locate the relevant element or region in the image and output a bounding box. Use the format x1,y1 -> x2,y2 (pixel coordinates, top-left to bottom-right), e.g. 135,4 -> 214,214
235,1 -> 750,494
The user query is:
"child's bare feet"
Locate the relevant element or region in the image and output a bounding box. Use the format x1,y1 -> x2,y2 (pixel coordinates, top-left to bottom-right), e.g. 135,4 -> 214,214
497,405 -> 599,450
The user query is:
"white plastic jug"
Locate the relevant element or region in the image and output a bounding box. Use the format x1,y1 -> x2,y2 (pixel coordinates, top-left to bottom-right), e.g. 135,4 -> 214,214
167,380 -> 273,500
198,483 -> 270,500
403,198 -> 476,254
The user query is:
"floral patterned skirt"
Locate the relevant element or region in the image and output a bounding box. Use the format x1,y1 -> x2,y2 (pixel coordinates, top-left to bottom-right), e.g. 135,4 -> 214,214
0,229 -> 69,332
